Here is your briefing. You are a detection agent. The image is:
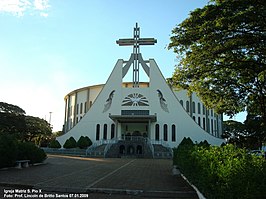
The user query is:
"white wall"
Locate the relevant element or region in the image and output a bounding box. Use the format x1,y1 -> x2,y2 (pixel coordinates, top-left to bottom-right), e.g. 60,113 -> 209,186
58,58 -> 224,148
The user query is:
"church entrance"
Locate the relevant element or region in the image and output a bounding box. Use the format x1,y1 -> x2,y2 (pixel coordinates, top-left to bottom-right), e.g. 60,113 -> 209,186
121,123 -> 148,139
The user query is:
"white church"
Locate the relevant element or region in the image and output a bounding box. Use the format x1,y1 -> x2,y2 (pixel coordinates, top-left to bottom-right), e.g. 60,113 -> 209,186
57,24 -> 224,158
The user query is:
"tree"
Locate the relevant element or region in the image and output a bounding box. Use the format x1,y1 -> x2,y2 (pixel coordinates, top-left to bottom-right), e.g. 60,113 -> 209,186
168,0 -> 266,130
0,102 -> 26,135
53,131 -> 64,137
0,102 -> 26,115
244,114 -> 266,148
24,116 -> 52,145
0,102 -> 52,144
223,120 -> 246,146
223,116 -> 266,148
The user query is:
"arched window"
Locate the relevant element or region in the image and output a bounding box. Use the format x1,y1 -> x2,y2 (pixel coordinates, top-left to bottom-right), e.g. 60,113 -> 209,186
76,104 -> 79,115
96,124 -> 100,140
111,124 -> 115,139
211,119 -> 214,134
180,100 -> 183,106
171,124 -> 176,142
214,120 -> 217,137
198,117 -> 201,127
163,124 -> 168,141
202,105 -> 205,114
84,102 -> 87,113
198,103 -> 201,114
193,116 -> 195,121
155,124 -> 160,141
80,103 -> 83,114
103,124 -> 107,140
119,145 -> 125,154
136,145 -> 142,154
186,101 -> 189,112
192,102 -> 195,113
203,118 -> 206,130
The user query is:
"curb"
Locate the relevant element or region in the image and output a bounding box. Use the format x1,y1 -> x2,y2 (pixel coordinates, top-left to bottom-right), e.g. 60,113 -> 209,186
172,166 -> 206,199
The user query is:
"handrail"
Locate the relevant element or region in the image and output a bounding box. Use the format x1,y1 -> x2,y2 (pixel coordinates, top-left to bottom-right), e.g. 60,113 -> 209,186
146,138 -> 154,158
103,138 -> 118,157
119,135 -> 147,142
150,139 -> 173,157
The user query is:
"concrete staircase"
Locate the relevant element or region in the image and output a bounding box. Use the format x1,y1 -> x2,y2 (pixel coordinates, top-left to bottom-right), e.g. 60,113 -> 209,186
85,138 -> 173,159
86,144 -> 106,157
153,144 -> 173,159
105,138 -> 153,158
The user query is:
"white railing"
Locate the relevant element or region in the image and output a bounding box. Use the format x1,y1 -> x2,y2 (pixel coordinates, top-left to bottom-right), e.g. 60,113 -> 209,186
119,136 -> 148,142
150,139 -> 173,157
146,138 -> 154,158
150,139 -> 170,148
86,137 -> 173,158
103,138 -> 119,157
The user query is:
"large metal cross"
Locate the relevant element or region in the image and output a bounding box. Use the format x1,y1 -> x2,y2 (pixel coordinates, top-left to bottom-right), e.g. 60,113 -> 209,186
116,23 -> 157,87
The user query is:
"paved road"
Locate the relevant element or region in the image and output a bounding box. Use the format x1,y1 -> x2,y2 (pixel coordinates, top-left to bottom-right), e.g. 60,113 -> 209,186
0,155 -> 198,199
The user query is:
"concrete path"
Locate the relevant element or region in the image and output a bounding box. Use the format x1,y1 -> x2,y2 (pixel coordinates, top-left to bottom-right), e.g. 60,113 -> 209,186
0,155 -> 198,199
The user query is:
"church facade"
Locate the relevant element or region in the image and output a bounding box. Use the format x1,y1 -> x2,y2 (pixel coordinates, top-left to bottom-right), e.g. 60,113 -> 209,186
57,24 -> 224,156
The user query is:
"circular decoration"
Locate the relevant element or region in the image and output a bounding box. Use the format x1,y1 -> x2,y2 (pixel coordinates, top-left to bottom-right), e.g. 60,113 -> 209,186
122,93 -> 149,106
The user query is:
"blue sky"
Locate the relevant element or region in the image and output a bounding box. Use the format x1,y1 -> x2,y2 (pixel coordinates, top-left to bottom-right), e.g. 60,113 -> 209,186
0,0 -> 246,131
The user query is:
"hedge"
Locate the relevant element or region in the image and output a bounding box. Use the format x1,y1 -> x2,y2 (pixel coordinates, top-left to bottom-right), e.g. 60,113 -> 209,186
17,142 -> 47,164
49,139 -> 61,148
0,134 -> 18,168
173,137 -> 266,199
0,134 -> 47,168
77,136 -> 92,149
63,136 -> 77,149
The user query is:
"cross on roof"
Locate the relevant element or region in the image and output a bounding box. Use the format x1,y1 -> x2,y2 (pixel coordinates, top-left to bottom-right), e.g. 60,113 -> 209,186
116,23 -> 157,87
116,23 -> 157,50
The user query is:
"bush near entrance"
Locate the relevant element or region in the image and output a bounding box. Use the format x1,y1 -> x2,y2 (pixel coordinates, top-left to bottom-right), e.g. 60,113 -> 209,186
49,139 -> 61,148
77,136 -> 92,149
173,137 -> 266,199
63,136 -> 77,149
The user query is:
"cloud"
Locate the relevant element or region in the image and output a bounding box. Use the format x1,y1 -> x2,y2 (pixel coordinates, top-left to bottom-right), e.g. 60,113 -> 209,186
40,12 -> 48,17
34,0 -> 50,10
0,0 -> 50,17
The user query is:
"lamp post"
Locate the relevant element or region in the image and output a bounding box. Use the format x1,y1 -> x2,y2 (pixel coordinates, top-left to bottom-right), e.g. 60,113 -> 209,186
49,112 -> 52,124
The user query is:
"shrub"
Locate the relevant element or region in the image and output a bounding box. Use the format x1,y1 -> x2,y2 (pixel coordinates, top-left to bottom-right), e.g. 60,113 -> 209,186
173,137 -> 194,166
173,139 -> 266,199
49,139 -> 61,148
63,136 -> 76,149
17,142 -> 47,164
77,136 -> 92,149
0,134 -> 18,168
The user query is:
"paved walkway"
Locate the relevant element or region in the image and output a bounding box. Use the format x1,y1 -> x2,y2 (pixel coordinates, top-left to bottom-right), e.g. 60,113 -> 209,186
0,155 -> 198,199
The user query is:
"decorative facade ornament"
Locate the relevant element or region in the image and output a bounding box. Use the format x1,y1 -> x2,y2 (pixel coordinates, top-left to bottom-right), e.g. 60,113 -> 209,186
103,90 -> 115,112
122,93 -> 149,106
157,89 -> 169,112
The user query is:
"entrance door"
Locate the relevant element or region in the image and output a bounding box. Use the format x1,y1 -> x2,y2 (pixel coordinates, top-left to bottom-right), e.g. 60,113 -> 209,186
121,123 -> 148,138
